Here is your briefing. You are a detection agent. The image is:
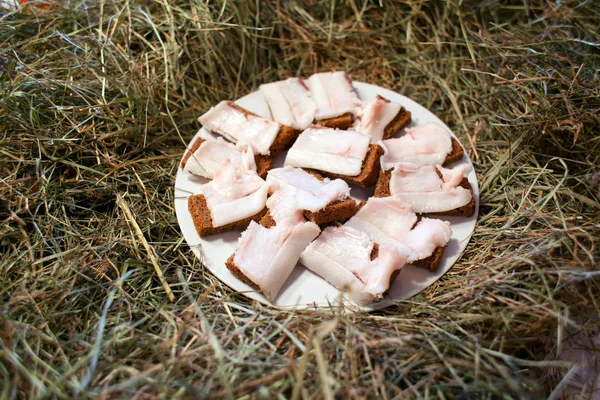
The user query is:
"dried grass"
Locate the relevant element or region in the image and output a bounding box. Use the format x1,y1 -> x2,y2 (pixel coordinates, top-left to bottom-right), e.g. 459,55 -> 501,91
1,0 -> 599,398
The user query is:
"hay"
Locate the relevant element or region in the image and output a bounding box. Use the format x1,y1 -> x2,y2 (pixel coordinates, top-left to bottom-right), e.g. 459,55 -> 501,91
1,0 -> 599,398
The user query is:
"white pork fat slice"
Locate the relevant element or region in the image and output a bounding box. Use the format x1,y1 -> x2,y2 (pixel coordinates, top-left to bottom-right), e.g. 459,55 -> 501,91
198,100 -> 280,155
284,126 -> 370,176
345,197 -> 417,246
260,78 -> 317,130
233,219 -> 320,302
345,197 -> 451,261
202,160 -> 268,227
183,137 -> 256,179
266,167 -> 350,213
404,218 -> 452,261
354,96 -> 402,143
380,122 -> 454,170
306,71 -> 362,120
299,226 -> 411,305
389,163 -> 472,213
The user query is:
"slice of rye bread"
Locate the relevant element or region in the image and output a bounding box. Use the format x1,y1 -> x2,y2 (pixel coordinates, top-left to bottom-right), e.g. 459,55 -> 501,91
444,137 -> 465,165
410,246 -> 445,273
315,112 -> 354,130
371,217 -> 446,274
306,144 -> 384,188
181,137 -> 273,179
373,168 -> 476,217
304,199 -> 357,225
188,194 -> 267,238
377,95 -> 412,140
224,210 -> 281,290
229,102 -> 299,157
257,197 -> 357,228
285,169 -> 358,223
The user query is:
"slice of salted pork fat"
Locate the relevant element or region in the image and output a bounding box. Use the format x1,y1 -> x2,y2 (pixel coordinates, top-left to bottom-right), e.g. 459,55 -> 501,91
345,197 -> 451,262
201,159 -> 268,228
284,126 -> 370,177
183,137 -> 256,179
305,71 -> 362,121
389,163 -> 473,214
266,166 -> 350,213
198,100 -> 280,156
380,123 -> 453,169
300,225 -> 413,305
231,188 -> 320,302
354,96 -> 402,142
260,78 -> 317,131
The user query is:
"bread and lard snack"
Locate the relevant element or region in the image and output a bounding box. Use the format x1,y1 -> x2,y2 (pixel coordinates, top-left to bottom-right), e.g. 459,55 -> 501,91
260,78 -> 317,131
299,225 -> 414,305
354,95 -> 412,142
379,122 -> 464,170
188,159 -> 268,237
284,125 -> 383,188
225,187 -> 321,301
374,162 -> 475,217
344,197 -> 452,272
305,71 -> 361,129
198,100 -> 297,158
181,136 -> 272,179
266,166 -> 357,225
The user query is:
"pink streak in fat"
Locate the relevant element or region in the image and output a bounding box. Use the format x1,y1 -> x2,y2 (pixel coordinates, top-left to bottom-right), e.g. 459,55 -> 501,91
355,97 -> 402,142
198,101 -> 280,155
380,123 -> 453,169
260,78 -> 316,130
184,137 -> 256,179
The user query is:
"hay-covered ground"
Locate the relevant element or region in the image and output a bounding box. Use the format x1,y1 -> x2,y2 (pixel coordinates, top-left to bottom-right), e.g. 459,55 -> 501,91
1,0 -> 599,398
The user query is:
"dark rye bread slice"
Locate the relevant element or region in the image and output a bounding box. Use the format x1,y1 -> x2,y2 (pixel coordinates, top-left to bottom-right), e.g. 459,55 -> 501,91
229,102 -> 298,157
306,144 -> 384,188
316,112 -> 354,130
226,253 -> 259,290
285,168 -> 358,224
368,215 -> 446,274
410,246 -> 445,273
304,199 -> 357,225
258,197 -> 357,228
445,137 -> 465,165
224,211 -> 281,290
377,95 -> 412,140
181,137 -> 273,179
188,194 -> 267,238
373,168 -> 476,217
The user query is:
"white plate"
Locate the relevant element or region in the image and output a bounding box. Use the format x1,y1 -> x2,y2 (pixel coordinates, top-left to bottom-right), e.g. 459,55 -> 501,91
174,82 -> 479,310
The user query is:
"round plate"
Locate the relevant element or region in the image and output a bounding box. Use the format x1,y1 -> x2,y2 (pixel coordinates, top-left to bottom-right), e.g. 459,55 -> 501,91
174,82 -> 479,310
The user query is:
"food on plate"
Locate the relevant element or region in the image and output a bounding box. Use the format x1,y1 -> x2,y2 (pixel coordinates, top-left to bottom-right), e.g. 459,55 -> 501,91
181,137 -> 272,179
198,100 -> 297,157
379,122 -> 464,170
266,167 -> 357,225
354,95 -> 411,142
226,187 -> 321,301
260,78 -> 317,131
305,71 -> 361,129
284,125 -> 383,188
345,197 -> 452,272
188,160 -> 268,237
181,71 -> 477,306
374,162 -> 475,216
300,225 -> 414,304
